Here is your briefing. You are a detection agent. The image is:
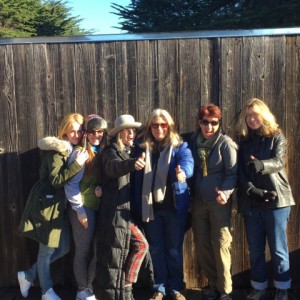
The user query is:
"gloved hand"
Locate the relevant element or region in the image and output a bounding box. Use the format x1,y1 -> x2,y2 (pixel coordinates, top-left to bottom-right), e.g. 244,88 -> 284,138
247,157 -> 264,173
248,187 -> 265,202
262,191 -> 277,203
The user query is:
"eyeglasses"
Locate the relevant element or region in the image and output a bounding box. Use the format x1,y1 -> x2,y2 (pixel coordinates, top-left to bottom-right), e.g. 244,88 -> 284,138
151,123 -> 169,129
200,119 -> 219,126
88,130 -> 104,135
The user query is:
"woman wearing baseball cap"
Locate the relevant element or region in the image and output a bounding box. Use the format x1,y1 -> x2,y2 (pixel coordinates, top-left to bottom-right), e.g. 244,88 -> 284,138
64,114 -> 108,300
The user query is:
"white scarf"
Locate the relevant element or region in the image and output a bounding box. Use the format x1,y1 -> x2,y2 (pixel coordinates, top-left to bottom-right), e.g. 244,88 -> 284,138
142,143 -> 173,222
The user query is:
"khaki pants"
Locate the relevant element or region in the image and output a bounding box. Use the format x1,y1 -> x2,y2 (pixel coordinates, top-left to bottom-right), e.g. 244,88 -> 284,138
192,199 -> 233,294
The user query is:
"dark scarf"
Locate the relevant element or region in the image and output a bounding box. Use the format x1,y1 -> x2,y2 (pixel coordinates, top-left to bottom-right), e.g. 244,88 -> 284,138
196,131 -> 219,176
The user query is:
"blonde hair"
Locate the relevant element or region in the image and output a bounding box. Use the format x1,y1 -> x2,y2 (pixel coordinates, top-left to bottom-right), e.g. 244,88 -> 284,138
58,113 -> 84,140
236,98 -> 281,138
115,132 -> 125,151
142,109 -> 182,150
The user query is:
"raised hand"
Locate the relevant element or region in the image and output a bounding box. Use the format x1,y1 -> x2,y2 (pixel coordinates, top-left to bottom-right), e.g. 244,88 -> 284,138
176,165 -> 186,183
247,155 -> 264,173
75,149 -> 89,166
135,152 -> 146,170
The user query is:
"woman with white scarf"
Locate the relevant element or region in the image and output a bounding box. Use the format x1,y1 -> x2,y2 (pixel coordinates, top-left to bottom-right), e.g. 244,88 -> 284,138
137,109 -> 194,300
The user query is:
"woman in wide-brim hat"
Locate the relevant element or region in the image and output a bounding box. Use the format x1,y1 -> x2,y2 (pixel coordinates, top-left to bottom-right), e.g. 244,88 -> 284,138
94,114 -> 149,300
108,114 -> 142,138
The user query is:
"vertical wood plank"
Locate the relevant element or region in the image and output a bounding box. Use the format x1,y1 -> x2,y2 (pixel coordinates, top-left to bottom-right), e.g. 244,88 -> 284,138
285,36 -> 300,288
135,40 -> 155,121
241,37 -> 265,102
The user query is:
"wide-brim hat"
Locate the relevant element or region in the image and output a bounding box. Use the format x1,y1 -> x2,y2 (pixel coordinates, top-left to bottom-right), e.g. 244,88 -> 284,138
86,115 -> 107,132
108,114 -> 141,137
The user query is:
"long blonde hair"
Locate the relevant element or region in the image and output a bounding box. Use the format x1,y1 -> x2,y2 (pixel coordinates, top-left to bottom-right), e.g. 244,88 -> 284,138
142,109 -> 182,150
236,98 -> 281,138
58,113 -> 84,141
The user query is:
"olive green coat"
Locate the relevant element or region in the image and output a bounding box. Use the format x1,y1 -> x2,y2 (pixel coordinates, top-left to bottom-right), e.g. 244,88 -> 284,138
19,137 -> 82,248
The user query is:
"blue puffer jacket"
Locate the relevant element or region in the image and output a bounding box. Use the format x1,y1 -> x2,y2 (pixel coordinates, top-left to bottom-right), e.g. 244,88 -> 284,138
131,141 -> 194,222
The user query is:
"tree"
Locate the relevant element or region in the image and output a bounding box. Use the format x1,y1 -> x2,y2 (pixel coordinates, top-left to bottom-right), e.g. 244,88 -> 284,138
111,0 -> 300,33
34,0 -> 88,36
0,0 -> 41,37
0,0 -> 92,38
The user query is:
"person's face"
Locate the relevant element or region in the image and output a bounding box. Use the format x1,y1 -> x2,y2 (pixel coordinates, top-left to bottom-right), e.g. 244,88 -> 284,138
245,107 -> 263,130
66,122 -> 83,145
120,128 -> 136,146
199,116 -> 220,139
150,116 -> 169,142
87,129 -> 104,146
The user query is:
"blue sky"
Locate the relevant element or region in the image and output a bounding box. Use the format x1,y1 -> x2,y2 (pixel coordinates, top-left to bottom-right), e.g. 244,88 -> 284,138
67,0 -> 131,34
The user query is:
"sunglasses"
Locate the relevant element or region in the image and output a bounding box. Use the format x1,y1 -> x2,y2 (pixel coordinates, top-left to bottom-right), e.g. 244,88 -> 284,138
88,129 -> 104,135
151,123 -> 169,129
200,119 -> 219,126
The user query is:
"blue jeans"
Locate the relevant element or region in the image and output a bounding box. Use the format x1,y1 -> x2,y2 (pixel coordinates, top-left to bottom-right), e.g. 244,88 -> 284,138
144,210 -> 187,296
243,206 -> 291,290
25,218 -> 71,293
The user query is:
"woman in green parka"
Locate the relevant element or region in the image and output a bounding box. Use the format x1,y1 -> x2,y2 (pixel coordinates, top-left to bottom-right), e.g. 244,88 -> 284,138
17,113 -> 89,300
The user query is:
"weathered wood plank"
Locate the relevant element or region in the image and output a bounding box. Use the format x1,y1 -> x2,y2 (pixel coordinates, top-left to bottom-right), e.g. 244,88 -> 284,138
1,35 -> 300,290
241,37 -> 265,102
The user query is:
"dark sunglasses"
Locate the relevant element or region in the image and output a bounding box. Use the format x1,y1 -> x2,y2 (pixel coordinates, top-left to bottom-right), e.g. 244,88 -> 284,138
151,123 -> 169,129
200,119 -> 219,126
88,129 -> 104,135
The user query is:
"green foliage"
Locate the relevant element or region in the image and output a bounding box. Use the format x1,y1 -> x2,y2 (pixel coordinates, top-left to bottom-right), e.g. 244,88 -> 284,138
111,0 -> 300,33
0,0 -> 92,38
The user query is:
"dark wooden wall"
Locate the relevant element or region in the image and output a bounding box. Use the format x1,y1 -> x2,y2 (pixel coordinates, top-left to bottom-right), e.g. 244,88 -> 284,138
1,33 -> 300,289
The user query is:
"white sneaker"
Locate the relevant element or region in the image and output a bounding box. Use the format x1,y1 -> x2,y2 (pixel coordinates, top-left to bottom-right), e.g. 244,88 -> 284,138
76,288 -> 97,300
17,271 -> 33,298
42,288 -> 61,300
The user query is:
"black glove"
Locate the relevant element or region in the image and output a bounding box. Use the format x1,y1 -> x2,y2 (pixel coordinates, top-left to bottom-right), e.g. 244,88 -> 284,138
262,191 -> 277,203
247,158 -> 264,173
248,187 -> 265,202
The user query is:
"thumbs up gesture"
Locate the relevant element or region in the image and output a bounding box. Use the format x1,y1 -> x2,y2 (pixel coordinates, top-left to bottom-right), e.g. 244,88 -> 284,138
215,187 -> 227,205
176,165 -> 186,183
247,155 -> 264,173
134,152 -> 146,170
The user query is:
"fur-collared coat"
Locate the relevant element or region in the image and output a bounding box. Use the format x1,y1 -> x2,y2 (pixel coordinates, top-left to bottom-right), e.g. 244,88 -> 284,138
19,137 -> 82,247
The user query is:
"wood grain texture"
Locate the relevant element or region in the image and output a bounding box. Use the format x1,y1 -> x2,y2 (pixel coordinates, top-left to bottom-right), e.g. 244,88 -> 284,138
1,35 -> 300,290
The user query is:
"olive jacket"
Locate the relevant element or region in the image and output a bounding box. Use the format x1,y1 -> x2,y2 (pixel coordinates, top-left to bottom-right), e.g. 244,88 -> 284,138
19,137 -> 82,248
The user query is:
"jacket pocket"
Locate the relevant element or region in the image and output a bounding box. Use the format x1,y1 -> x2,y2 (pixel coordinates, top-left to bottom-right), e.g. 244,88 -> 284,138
33,194 -> 57,222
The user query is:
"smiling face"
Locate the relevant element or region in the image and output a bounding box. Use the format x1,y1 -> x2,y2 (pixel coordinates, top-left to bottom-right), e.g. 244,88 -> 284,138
65,122 -> 83,146
150,116 -> 169,142
245,107 -> 263,130
199,117 -> 220,139
120,128 -> 136,146
87,129 -> 104,146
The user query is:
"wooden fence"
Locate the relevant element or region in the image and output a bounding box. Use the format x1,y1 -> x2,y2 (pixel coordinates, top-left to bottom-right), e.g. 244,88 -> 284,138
1,29 -> 300,289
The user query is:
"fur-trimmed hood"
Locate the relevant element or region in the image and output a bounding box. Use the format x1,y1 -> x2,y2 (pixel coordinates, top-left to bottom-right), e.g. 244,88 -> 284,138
38,136 -> 72,153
